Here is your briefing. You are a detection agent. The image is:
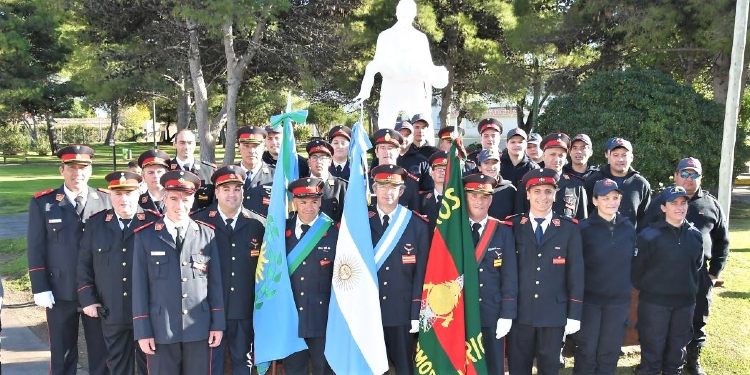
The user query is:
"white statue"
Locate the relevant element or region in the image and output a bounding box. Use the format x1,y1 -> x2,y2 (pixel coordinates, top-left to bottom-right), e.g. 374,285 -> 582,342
353,0 -> 448,145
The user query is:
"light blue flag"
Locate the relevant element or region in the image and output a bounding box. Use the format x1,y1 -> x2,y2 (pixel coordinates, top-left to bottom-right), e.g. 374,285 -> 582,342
253,106 -> 309,374
324,121 -> 389,374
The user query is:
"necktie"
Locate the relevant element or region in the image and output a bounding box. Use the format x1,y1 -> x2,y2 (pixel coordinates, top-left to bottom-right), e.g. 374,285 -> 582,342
246,170 -> 253,183
183,164 -> 191,172
300,224 -> 310,239
156,201 -> 164,214
471,222 -> 481,246
175,226 -> 184,251
382,215 -> 390,230
74,195 -> 84,217
534,218 -> 545,243
225,218 -> 234,233
335,165 -> 343,174
436,194 -> 443,204
120,218 -> 132,239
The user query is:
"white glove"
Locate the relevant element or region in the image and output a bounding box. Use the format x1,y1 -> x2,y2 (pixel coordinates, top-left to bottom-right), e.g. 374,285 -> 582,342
495,318 -> 512,339
409,320 -> 419,333
564,318 -> 581,336
33,291 -> 55,309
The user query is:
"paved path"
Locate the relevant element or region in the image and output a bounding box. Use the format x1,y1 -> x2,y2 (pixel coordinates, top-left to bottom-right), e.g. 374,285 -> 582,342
0,213 -> 27,240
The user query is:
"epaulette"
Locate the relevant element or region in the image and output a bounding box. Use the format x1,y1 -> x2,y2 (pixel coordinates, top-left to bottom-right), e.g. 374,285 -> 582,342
368,210 -> 377,218
33,188 -> 55,199
406,171 -> 419,182
560,216 -> 579,225
504,213 -> 521,221
190,207 -> 208,217
195,219 -> 215,230
97,188 -> 109,194
143,209 -> 161,217
413,211 -> 429,222
499,220 -> 512,227
89,208 -> 109,219
134,221 -> 155,233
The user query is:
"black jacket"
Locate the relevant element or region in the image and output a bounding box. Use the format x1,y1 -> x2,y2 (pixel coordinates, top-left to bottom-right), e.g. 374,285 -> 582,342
632,219 -> 703,307
489,181 -> 517,220
500,150 -> 540,187
579,213 -> 636,305
515,172 -> 588,220
397,144 -> 435,193
584,165 -> 651,228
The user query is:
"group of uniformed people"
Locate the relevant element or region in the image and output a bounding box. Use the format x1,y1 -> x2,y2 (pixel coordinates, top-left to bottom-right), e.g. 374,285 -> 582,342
26,114 -> 728,375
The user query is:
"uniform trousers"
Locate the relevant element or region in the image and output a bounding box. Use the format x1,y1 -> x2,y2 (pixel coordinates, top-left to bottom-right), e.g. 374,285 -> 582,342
481,326 -> 506,375
46,299 -> 108,375
384,326 -> 415,375
210,319 -> 252,375
507,323 -> 565,375
689,266 -> 713,349
636,300 -> 694,375
101,323 -> 147,375
147,339 -> 209,375
283,337 -> 331,375
572,302 -> 629,375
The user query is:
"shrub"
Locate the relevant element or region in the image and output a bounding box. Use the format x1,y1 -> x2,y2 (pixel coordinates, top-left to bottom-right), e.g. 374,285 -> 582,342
33,134 -> 51,155
0,125 -> 30,155
61,124 -> 100,144
536,69 -> 750,189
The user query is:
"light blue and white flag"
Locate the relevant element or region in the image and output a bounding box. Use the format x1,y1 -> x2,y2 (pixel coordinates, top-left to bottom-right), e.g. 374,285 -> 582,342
253,98 -> 308,374
324,121 -> 389,374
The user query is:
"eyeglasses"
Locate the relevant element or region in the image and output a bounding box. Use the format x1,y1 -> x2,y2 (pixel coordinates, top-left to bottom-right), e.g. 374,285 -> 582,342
309,154 -> 331,161
679,170 -> 701,180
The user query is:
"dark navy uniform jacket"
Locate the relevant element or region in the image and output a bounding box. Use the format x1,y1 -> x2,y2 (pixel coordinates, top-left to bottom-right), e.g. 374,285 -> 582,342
633,219 -> 703,308
139,191 -> 164,214
369,207 -> 431,327
77,208 -> 160,325
369,175 -> 422,212
192,205 -> 265,320
320,175 -> 348,222
286,214 -> 339,338
329,160 -> 350,181
169,159 -> 216,211
27,186 -> 111,301
241,162 -> 275,217
132,218 -> 225,344
418,191 -> 441,233
642,187 -> 729,277
489,181 -> 517,220
515,172 -> 588,220
584,165 -> 651,228
476,218 -> 518,327
509,213 -> 584,327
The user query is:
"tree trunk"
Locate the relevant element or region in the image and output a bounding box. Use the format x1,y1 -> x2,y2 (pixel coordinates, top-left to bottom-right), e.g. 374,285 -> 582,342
529,57 -> 542,132
45,113 -> 60,153
439,33 -> 457,129
176,72 -> 192,132
186,20 -> 216,164
712,53 -> 730,106
104,100 -> 120,145
516,98 -> 529,132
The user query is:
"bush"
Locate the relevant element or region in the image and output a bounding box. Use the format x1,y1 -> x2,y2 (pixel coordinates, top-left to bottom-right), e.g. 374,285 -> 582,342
61,124 -> 100,144
536,69 -> 750,189
294,124 -> 313,144
0,125 -> 30,155
33,134 -> 51,155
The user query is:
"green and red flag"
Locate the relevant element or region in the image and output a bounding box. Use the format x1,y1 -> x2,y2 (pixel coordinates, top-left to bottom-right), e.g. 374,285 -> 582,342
415,138 -> 487,375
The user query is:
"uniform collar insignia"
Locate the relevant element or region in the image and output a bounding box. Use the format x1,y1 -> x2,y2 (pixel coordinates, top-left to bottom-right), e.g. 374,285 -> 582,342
137,213 -> 145,220
520,216 -> 528,225
552,218 -> 561,227
208,210 -> 217,217
105,214 -> 113,222
141,196 -> 148,203
155,222 -> 164,231
55,193 -> 64,202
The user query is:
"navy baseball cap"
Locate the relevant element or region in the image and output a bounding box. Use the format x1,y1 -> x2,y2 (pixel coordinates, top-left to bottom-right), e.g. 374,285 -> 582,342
411,114 -> 431,127
395,120 -> 414,134
676,157 -> 702,174
506,127 -> 528,140
572,134 -> 592,146
662,185 -> 688,203
527,133 -> 542,145
606,137 -> 633,152
593,178 -> 622,197
478,149 -> 501,164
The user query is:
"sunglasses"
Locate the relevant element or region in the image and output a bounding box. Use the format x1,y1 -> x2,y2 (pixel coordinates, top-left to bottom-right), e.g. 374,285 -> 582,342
679,170 -> 701,180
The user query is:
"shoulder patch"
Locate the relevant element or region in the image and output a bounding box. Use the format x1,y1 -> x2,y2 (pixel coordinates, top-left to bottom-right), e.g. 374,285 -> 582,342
195,220 -> 215,230
133,221 -> 155,233
33,188 -> 55,199
97,188 -> 109,194
368,211 -> 376,218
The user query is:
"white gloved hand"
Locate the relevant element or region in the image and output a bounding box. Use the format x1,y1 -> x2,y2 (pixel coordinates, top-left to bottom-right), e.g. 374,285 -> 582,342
495,318 -> 512,339
564,318 -> 581,336
33,291 -> 55,309
409,320 -> 419,333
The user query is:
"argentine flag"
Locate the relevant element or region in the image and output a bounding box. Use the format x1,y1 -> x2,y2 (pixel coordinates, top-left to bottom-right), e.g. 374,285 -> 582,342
324,121 -> 389,374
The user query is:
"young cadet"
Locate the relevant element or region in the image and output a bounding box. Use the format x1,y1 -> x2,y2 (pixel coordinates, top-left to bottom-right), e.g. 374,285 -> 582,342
517,133 -> 588,220
369,164 -> 430,375
262,125 -> 310,178
584,137 -> 651,229
192,166 -> 265,375
507,168 -> 584,375
306,139 -> 348,222
468,118 -> 503,166
563,134 -> 597,183
463,173 -> 518,374
500,128 -> 539,187
138,149 -> 171,214
395,120 -> 435,194
327,125 -> 352,181
372,129 -> 422,211
573,179 -> 636,375
436,126 -> 477,174
132,170 -> 225,374
477,148 -> 517,220
419,151 -> 448,232
27,144 -> 111,375
632,186 -> 703,375
237,125 -> 275,216
526,132 -> 544,165
411,113 -> 438,159
77,171 -> 160,375
641,158 -> 729,375
283,177 -> 339,375
170,129 -> 215,210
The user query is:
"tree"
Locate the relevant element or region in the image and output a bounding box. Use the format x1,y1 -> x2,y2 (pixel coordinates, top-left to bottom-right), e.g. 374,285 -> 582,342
536,69 -> 750,189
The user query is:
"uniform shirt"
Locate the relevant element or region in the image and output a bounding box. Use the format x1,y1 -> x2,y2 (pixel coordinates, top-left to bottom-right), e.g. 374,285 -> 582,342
295,215 -> 319,239
469,216 -> 489,234
529,211 -> 553,234
162,216 -> 191,243
217,206 -> 240,230
63,185 -> 88,208
173,156 -> 196,171
330,160 -> 350,181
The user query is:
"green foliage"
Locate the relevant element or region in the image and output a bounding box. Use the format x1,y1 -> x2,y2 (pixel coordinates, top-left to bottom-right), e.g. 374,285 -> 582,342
33,132 -> 51,156
306,102 -> 357,136
0,125 -> 30,155
60,124 -> 100,145
293,124 -> 313,144
536,69 -> 749,189
118,104 -> 150,141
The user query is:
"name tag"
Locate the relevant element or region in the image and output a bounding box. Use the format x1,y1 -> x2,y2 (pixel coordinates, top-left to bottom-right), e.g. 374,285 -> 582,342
250,249 -> 260,257
151,251 -> 166,256
48,219 -> 62,224
402,255 -> 416,264
552,256 -> 566,265
320,259 -> 332,267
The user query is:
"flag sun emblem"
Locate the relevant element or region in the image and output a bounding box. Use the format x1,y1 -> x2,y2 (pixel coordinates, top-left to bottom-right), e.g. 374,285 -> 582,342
333,254 -> 361,291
